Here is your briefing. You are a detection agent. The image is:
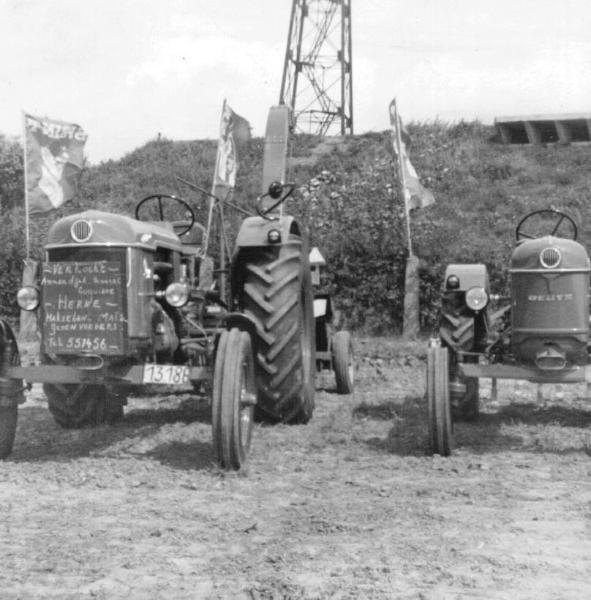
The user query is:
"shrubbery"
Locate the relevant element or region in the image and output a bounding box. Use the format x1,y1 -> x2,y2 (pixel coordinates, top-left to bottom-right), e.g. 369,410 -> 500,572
1,125 -> 591,333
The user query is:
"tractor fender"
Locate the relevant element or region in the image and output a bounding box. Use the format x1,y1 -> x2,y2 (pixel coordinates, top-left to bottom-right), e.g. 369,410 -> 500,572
234,215 -> 303,248
440,263 -> 491,354
222,312 -> 260,353
443,264 -> 489,292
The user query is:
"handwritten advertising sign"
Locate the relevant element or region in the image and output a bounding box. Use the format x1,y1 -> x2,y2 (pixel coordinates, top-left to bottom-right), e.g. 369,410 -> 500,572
41,261 -> 126,355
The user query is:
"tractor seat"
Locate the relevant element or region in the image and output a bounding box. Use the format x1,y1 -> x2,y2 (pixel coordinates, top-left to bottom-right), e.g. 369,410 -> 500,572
172,221 -> 206,246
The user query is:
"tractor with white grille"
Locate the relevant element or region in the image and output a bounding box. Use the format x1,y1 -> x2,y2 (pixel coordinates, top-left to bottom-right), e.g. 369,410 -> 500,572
428,209 -> 590,455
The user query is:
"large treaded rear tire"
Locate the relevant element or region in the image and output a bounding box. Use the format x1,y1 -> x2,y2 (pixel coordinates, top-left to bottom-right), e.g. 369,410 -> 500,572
238,242 -> 315,424
440,310 -> 480,421
0,407 -> 17,459
44,383 -> 125,429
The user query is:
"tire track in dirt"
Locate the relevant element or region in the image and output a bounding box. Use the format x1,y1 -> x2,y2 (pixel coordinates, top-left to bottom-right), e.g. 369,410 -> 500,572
0,341 -> 590,599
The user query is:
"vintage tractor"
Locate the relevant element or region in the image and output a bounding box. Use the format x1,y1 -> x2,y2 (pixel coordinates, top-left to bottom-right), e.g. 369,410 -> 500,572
309,247 -> 354,394
427,209 -> 590,455
0,106 -> 317,469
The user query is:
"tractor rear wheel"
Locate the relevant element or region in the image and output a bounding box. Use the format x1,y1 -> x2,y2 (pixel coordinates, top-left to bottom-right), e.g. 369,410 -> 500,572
238,243 -> 315,424
440,309 -> 481,421
212,328 -> 256,470
0,407 -> 17,459
426,344 -> 452,456
44,384 -> 125,428
453,374 -> 479,421
449,353 -> 479,421
333,331 -> 354,394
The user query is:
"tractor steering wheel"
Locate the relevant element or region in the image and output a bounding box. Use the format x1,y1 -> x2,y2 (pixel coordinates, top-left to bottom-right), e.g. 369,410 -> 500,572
135,194 -> 196,237
515,209 -> 577,242
256,181 -> 295,221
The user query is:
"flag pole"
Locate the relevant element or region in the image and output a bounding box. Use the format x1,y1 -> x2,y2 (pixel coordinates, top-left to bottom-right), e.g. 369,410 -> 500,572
203,99 -> 225,256
392,99 -> 413,256
22,111 -> 31,260
218,190 -> 227,303
391,99 -> 419,338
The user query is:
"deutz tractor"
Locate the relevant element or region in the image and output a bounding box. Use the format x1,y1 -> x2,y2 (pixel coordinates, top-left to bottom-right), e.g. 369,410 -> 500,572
427,209 -> 590,455
0,105 -> 316,469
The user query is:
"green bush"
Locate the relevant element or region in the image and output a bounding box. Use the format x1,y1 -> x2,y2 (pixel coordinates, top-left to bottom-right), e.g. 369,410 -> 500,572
1,123 -> 591,333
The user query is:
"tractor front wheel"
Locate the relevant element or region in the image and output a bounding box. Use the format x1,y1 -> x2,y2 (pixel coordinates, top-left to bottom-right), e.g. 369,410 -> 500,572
44,384 -> 125,429
333,331 -> 354,394
426,344 -> 453,456
212,328 -> 256,470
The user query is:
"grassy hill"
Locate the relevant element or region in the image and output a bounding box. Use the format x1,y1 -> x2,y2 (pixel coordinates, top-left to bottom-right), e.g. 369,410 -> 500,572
2,123 -> 591,331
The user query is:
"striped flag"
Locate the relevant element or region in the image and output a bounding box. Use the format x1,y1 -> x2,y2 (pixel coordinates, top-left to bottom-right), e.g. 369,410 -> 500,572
213,101 -> 251,195
389,100 -> 434,210
24,113 -> 87,214
204,100 -> 251,256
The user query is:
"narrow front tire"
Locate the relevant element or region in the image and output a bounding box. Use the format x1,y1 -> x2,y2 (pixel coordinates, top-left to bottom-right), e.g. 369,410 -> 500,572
212,328 -> 256,470
427,344 -> 453,456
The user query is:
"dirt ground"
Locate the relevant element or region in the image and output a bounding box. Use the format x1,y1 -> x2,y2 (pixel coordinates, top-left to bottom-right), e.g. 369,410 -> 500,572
1,337 -> 590,599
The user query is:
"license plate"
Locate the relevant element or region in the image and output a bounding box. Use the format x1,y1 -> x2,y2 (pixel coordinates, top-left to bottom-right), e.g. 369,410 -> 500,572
142,364 -> 190,385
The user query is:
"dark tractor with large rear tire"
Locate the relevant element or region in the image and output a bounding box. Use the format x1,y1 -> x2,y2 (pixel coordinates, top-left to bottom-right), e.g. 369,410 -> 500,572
229,106 -> 354,419
231,177 -> 316,424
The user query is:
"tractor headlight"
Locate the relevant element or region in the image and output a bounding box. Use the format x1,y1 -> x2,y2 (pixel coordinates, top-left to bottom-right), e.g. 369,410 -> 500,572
446,275 -> 460,289
17,286 -> 40,311
465,286 -> 488,311
165,282 -> 189,307
267,229 -> 281,243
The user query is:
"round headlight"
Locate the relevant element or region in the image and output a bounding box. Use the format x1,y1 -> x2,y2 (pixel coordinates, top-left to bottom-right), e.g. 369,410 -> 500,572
165,282 -> 189,307
465,286 -> 488,311
17,286 -> 40,311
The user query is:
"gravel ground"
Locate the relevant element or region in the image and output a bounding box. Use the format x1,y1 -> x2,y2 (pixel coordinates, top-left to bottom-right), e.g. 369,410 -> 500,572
1,337 -> 590,599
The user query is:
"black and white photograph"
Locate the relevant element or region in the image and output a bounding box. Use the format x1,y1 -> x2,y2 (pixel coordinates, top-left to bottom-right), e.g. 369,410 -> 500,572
0,1 -> 590,598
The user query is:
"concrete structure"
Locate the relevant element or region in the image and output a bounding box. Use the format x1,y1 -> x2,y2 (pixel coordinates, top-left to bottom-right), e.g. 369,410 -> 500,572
495,113 -> 591,144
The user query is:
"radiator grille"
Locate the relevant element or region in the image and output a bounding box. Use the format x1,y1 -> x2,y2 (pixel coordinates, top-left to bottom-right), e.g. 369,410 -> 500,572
71,220 -> 93,242
540,247 -> 561,269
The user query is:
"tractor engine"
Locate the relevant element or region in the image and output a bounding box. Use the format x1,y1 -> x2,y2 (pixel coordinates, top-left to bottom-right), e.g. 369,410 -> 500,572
151,301 -> 179,359
510,235 -> 591,368
33,210 -> 189,363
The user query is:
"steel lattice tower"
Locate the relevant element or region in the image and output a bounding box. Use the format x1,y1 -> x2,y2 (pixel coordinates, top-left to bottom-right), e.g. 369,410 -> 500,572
279,0 -> 353,136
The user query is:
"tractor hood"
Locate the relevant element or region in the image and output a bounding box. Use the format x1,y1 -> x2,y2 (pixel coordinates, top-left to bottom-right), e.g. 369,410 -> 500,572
510,236 -> 590,272
45,210 -> 183,252
510,235 -> 591,367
